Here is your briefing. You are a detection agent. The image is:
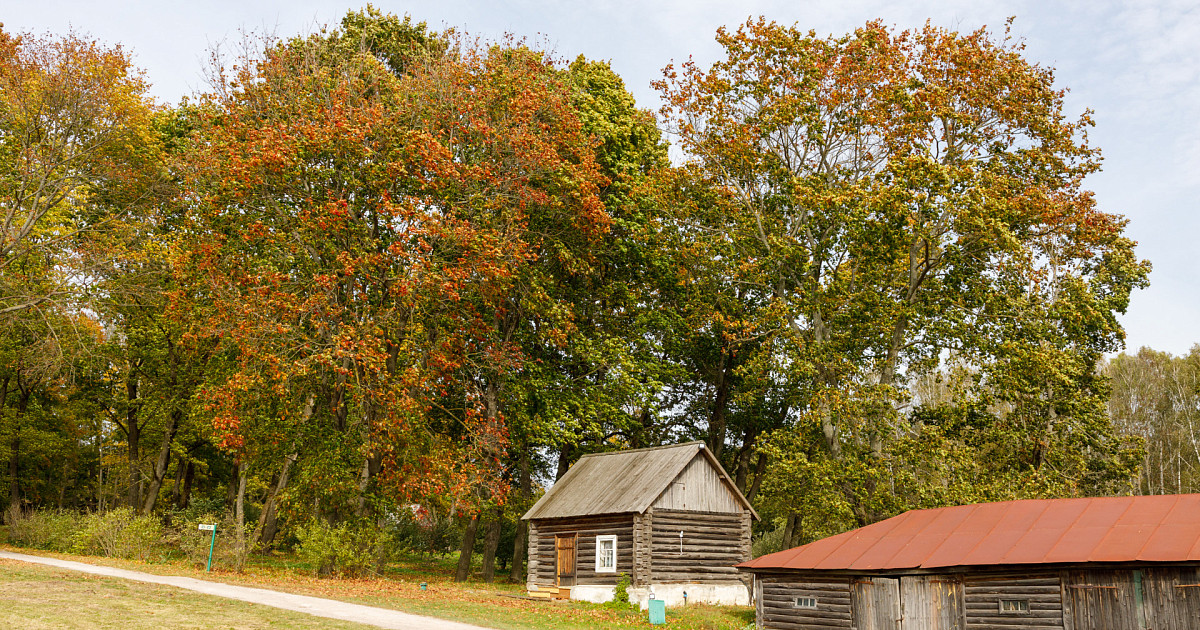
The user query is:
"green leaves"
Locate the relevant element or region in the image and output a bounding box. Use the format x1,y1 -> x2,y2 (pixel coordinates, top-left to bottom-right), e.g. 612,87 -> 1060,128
658,18 -> 1149,533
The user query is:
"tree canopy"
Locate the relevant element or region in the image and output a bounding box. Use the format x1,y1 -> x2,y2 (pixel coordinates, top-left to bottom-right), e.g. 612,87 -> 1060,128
0,11 -> 1164,576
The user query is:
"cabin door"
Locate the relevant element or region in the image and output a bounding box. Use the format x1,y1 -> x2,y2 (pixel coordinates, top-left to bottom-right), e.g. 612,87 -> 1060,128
1066,570 -> 1142,630
899,576 -> 964,629
1141,566 -> 1200,629
555,534 -> 577,587
852,577 -> 901,630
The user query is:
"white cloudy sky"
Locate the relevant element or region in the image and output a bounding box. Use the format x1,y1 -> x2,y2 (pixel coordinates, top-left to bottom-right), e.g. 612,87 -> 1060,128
6,0 -> 1198,356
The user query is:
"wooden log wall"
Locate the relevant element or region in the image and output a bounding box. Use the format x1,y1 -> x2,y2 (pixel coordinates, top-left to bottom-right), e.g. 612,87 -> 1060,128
1064,569 -> 1135,630
527,514 -> 635,586
963,573 -> 1064,630
632,511 -> 653,586
648,508 -> 750,584
526,521 -> 539,588
757,574 -> 854,630
899,575 -> 964,629
1142,566 -> 1200,630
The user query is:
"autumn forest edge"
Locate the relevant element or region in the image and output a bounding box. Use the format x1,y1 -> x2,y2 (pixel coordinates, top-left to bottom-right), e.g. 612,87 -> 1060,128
0,7 -> 1191,579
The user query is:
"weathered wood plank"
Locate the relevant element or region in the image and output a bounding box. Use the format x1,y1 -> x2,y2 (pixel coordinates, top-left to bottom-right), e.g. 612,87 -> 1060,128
758,575 -> 853,630
651,455 -> 742,513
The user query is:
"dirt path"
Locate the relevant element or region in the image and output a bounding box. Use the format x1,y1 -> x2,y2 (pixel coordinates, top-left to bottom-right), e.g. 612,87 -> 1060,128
0,550 -> 494,630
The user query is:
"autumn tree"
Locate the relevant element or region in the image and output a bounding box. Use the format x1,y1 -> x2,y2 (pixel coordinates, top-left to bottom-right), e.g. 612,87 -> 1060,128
174,12 -> 608,566
657,19 -> 1149,537
0,26 -> 164,516
0,26 -> 160,319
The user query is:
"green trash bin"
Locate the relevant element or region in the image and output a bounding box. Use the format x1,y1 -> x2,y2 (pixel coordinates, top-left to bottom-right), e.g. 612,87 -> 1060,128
648,598 -> 666,625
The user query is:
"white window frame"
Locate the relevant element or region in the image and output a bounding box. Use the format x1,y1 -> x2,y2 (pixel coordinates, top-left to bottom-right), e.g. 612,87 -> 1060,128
794,596 -> 818,609
998,599 -> 1030,614
595,535 -> 618,573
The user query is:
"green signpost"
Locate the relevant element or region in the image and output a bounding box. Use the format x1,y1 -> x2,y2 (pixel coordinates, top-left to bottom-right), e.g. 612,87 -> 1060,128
198,523 -> 217,571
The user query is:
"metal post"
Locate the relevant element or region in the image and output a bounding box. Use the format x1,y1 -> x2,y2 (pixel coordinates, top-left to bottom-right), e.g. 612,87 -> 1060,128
199,523 -> 217,571
207,527 -> 217,572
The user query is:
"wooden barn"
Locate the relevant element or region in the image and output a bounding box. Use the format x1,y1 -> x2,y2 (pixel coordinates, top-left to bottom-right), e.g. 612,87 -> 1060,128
522,441 -> 759,607
738,494 -> 1200,630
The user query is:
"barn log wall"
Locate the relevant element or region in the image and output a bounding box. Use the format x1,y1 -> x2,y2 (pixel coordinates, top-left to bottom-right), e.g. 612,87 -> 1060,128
758,574 -> 853,630
963,573 -> 1064,630
1143,566 -> 1200,630
900,575 -> 964,629
649,509 -> 750,583
1064,569 -> 1134,630
526,521 -> 539,589
632,511 -> 653,586
528,514 -> 634,587
749,564 -> 1200,630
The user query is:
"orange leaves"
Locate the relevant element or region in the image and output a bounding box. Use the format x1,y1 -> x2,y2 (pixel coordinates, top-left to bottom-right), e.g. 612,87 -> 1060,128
170,20 -> 614,510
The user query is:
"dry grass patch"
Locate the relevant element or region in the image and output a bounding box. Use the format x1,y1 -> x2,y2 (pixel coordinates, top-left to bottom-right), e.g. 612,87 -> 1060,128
0,558 -> 376,629
0,546 -> 755,630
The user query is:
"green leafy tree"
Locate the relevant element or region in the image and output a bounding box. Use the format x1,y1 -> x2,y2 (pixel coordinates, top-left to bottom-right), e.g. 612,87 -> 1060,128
657,18 -> 1149,536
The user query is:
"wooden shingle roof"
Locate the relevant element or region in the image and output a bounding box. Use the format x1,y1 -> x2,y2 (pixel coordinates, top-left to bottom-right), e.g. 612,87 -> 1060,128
521,441 -> 757,521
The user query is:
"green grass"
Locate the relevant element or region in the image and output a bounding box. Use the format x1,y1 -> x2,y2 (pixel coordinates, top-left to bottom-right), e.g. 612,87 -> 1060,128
0,558 -> 378,629
0,543 -> 755,630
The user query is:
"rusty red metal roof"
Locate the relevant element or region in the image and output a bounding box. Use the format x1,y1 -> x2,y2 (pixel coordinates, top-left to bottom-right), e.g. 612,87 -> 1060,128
740,494 -> 1200,572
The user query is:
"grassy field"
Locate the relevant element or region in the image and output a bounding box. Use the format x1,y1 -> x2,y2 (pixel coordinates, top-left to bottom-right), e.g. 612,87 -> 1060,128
0,546 -> 755,630
0,558 -> 377,629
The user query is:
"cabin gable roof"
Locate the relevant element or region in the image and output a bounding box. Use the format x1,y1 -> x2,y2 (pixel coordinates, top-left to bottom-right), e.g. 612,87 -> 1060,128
521,441 -> 759,521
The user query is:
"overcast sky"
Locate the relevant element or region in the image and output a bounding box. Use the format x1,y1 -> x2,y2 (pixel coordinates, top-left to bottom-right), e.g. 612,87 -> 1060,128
6,0 -> 1197,356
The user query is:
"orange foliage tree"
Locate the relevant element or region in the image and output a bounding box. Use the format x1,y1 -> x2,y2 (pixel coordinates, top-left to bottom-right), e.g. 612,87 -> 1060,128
173,19 -> 608,539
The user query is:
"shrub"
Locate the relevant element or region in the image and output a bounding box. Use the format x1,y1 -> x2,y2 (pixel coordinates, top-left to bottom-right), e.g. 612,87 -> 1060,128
71,508 -> 165,561
613,572 -> 632,605
168,510 -> 258,571
751,523 -> 787,559
4,506 -> 81,551
295,518 -> 395,578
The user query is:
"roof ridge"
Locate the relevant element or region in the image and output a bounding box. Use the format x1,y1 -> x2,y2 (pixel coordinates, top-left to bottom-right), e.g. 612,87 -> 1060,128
578,441 -> 703,458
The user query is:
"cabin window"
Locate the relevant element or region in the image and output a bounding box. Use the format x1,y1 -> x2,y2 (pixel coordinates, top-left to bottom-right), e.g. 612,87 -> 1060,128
794,596 -> 818,609
595,535 -> 617,573
999,599 -> 1030,614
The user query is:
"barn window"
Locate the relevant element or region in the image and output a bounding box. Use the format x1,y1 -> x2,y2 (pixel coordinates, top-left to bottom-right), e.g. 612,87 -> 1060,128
794,596 -> 818,609
595,535 -> 617,573
999,599 -> 1030,614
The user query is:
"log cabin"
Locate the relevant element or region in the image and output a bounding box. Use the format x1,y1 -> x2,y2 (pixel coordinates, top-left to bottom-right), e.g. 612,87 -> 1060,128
737,494 -> 1200,630
522,441 -> 759,607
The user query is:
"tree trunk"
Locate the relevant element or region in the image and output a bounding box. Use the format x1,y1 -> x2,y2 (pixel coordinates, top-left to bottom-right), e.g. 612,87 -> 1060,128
745,451 -> 768,501
508,453 -> 531,583
259,395 -> 313,546
252,451 -> 297,550
179,460 -> 195,509
170,457 -> 185,507
782,512 -> 802,549
480,515 -> 502,583
126,376 -> 141,509
141,408 -> 182,515
7,435 -> 18,511
708,342 -> 733,459
9,385 -> 31,511
235,462 -> 249,571
555,444 -> 572,481
455,513 -> 480,582
353,451 -> 382,518
226,459 -> 241,510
